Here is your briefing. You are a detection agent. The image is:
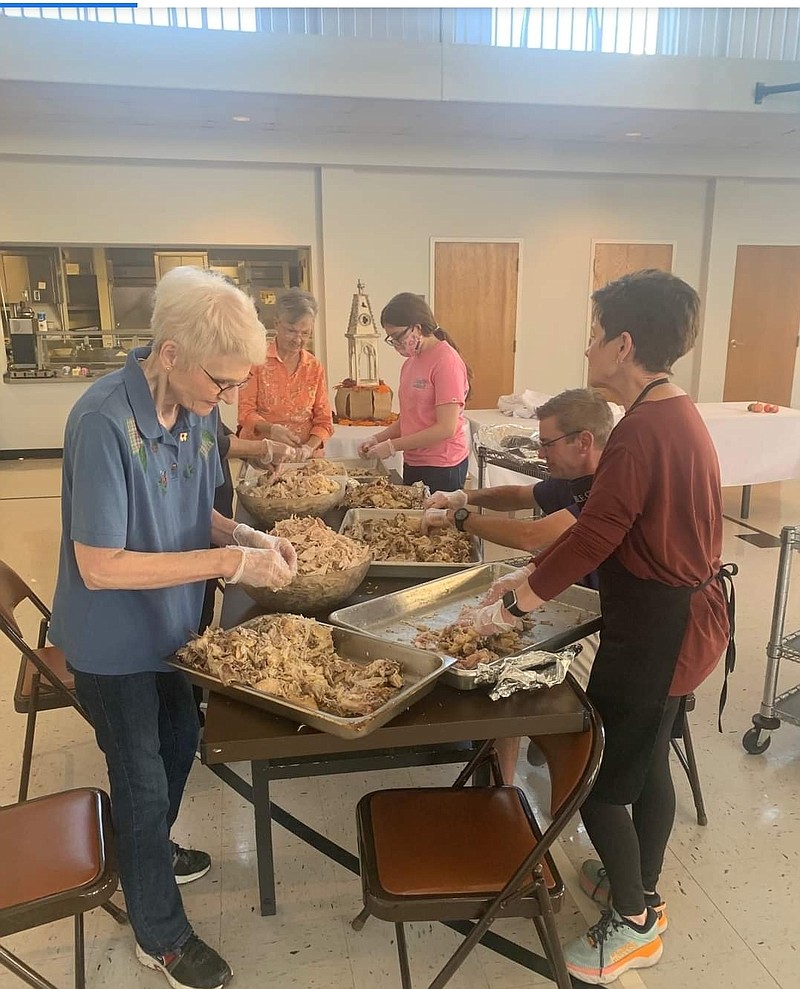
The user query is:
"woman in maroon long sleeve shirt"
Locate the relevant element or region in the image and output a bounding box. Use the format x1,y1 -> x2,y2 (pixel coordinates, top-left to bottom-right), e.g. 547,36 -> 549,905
476,270 -> 733,985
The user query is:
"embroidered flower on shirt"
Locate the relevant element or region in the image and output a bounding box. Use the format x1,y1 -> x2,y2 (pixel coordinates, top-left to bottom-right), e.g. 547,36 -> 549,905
125,417 -> 147,474
158,469 -> 168,494
183,463 -> 195,480
199,429 -> 215,459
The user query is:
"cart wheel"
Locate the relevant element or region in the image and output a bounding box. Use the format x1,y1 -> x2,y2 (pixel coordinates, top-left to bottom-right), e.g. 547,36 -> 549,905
742,726 -> 771,754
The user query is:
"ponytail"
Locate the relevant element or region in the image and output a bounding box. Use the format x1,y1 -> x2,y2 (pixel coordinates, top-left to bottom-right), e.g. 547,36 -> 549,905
432,326 -> 473,400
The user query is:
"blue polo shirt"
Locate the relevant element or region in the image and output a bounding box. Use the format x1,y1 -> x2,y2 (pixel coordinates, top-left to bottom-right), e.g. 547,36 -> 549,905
50,349 -> 224,675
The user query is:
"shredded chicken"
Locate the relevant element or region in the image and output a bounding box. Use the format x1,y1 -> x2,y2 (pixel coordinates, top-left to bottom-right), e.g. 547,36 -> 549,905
290,459 -> 347,475
348,465 -> 387,478
413,620 -> 524,669
270,516 -> 370,575
345,513 -> 473,563
250,471 -> 339,500
345,478 -> 427,510
178,615 -> 403,717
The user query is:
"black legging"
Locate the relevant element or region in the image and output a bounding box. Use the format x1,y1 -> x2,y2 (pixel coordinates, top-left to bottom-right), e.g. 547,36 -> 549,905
580,695 -> 681,917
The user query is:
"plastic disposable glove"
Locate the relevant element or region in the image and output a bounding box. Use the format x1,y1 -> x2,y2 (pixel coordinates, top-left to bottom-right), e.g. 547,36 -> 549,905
420,508 -> 451,534
227,547 -> 295,589
269,423 -> 303,446
473,598 -> 523,636
295,444 -> 315,462
480,563 -> 536,606
423,489 -> 468,510
231,525 -> 298,573
358,436 -> 380,458
254,439 -> 299,467
370,439 -> 396,461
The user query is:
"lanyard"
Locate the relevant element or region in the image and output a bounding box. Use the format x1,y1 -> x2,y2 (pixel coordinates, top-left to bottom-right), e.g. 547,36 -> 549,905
627,377 -> 671,414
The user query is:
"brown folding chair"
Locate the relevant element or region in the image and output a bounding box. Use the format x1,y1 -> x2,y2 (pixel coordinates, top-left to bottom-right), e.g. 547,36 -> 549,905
352,681 -> 604,989
0,558 -> 92,802
671,693 -> 708,826
0,787 -> 127,989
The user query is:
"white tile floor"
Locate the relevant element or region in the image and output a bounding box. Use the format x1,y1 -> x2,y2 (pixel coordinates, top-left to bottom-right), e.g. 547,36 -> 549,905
2,459 -> 800,989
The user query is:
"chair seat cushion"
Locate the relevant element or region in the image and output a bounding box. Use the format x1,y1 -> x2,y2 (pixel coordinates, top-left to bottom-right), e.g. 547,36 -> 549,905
367,787 -> 554,897
0,789 -> 105,914
14,647 -> 75,712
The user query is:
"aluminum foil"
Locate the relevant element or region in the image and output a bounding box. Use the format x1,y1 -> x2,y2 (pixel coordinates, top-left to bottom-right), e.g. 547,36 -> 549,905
473,643 -> 582,700
475,422 -> 539,454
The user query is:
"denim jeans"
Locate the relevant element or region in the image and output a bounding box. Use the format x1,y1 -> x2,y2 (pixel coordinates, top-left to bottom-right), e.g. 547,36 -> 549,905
72,668 -> 200,956
403,456 -> 469,494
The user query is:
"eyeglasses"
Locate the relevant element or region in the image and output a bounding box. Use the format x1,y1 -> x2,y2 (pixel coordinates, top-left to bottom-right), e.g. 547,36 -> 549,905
535,430 -> 582,450
201,366 -> 251,397
384,326 -> 412,348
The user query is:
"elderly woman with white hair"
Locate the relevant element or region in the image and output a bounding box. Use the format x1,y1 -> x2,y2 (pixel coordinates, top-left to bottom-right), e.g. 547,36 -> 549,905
237,287 -> 333,458
50,267 -> 296,989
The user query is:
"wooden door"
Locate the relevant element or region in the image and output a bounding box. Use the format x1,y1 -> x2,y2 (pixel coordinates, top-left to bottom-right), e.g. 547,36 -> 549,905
589,243 -> 674,401
433,242 -> 519,410
723,246 -> 800,407
592,242 -> 674,293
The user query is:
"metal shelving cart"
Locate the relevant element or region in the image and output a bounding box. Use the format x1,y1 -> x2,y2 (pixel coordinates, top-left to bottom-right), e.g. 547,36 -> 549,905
743,525 -> 800,754
475,445 -> 550,511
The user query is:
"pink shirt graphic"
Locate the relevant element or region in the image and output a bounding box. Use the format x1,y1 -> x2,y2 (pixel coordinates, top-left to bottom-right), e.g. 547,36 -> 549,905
398,340 -> 470,467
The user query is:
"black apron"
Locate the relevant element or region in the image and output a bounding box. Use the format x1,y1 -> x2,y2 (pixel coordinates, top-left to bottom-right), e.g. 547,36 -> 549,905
587,555 -> 694,804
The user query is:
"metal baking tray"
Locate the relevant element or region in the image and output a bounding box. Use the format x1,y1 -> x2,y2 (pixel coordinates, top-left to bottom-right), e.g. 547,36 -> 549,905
328,457 -> 389,480
339,508 -> 483,578
330,563 -> 601,690
168,619 -> 455,738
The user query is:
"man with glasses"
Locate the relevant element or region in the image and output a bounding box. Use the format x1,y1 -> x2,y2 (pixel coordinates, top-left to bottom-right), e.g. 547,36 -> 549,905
422,388 -> 614,573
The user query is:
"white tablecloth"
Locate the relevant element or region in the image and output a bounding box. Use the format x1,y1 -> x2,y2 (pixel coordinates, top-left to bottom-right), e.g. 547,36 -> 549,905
327,424 -> 403,475
329,421 -> 474,479
467,402 -> 800,489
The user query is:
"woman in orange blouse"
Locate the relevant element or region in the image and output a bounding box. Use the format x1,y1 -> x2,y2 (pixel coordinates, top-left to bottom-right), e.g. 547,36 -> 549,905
238,289 -> 333,459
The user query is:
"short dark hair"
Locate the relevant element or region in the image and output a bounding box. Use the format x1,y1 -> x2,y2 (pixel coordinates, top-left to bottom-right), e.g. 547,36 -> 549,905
591,269 -> 700,373
536,388 -> 614,448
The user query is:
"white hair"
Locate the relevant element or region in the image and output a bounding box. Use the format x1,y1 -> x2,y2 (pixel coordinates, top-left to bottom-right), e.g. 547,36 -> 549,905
151,266 -> 266,367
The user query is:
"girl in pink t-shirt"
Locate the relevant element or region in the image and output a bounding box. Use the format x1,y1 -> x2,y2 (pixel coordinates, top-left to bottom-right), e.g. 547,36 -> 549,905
358,293 -> 471,493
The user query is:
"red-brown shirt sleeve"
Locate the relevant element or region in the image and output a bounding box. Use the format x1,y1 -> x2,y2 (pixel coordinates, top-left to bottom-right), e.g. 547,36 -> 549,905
528,439 -> 648,600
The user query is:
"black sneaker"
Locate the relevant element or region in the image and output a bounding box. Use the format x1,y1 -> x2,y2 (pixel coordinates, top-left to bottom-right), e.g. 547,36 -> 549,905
136,934 -> 232,989
173,846 -> 211,885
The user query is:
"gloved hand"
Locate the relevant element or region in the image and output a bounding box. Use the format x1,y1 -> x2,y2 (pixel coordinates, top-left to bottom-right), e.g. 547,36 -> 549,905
270,423 -> 303,447
232,525 -> 298,573
295,444 -> 315,462
480,563 -> 536,606
227,547 -> 295,589
370,439 -> 396,461
420,508 -> 451,534
254,439 -> 299,467
358,436 -> 380,458
423,489 -> 468,510
473,598 -> 523,636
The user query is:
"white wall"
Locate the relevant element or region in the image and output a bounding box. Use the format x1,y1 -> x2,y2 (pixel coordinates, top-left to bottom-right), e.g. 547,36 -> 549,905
3,155 -> 800,451
320,166 -> 711,400
699,179 -> 800,404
